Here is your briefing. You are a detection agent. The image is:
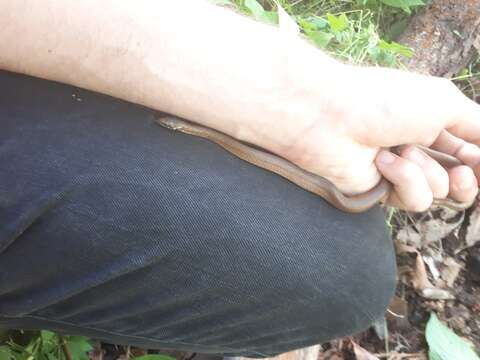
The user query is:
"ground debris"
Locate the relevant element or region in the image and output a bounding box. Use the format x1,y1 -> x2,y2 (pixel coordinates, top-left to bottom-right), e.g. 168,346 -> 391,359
341,201 -> 480,358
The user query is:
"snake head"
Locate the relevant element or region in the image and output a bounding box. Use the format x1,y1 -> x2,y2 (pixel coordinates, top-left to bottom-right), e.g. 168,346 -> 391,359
156,117 -> 185,131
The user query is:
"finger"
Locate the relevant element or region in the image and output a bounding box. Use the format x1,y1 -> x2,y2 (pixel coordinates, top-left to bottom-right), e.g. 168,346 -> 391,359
431,130 -> 480,179
447,165 -> 478,203
446,96 -> 480,144
400,145 -> 449,199
375,150 -> 433,212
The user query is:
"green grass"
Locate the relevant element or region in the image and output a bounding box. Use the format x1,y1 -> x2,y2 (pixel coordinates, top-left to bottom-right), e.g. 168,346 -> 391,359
0,330 -> 93,360
217,0 -> 421,66
453,58 -> 480,101
0,330 -> 175,360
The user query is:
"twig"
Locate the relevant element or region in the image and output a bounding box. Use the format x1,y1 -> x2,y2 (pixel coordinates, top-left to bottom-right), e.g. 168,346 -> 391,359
374,352 -> 425,359
59,337 -> 73,360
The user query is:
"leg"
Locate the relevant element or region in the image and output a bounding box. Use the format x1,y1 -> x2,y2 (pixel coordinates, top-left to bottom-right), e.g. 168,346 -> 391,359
0,71 -> 396,357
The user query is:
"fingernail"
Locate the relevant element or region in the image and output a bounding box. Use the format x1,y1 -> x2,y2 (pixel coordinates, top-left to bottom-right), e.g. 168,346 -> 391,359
377,151 -> 396,165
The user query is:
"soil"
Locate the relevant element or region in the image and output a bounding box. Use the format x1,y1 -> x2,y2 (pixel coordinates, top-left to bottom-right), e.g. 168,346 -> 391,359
346,204 -> 480,359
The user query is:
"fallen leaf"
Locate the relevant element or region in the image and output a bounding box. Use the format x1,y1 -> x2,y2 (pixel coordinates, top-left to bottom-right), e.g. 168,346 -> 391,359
419,287 -> 455,300
439,257 -> 463,287
395,225 -> 422,248
397,244 -> 455,299
466,205 -> 480,247
318,349 -> 343,360
351,340 -> 379,360
395,243 -> 418,254
412,249 -> 434,290
395,210 -> 463,248
423,255 -> 440,281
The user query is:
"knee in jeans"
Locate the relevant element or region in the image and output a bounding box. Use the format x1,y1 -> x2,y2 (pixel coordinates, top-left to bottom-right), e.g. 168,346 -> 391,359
253,206 -> 396,337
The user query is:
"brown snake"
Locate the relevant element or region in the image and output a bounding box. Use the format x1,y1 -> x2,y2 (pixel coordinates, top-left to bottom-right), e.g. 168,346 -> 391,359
155,116 -> 474,213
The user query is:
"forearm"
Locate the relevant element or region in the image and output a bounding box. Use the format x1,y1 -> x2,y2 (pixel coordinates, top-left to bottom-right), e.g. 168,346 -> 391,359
0,0 -> 341,153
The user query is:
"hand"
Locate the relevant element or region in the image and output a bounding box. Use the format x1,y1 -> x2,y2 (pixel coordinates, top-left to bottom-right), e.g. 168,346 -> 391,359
255,65 -> 480,212
4,0 -> 477,213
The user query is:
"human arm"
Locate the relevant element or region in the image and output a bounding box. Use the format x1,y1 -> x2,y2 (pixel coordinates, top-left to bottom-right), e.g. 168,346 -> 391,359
2,0 -> 480,211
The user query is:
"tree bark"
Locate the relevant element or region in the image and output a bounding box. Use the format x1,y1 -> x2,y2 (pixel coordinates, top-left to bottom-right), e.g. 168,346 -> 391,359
398,0 -> 480,77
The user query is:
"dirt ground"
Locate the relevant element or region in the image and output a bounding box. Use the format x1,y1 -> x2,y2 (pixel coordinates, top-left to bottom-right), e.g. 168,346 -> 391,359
317,202 -> 480,359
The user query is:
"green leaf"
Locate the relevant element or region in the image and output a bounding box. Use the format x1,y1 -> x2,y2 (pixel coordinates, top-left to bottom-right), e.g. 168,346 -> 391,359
378,40 -> 413,57
5,341 -> 26,354
379,0 -> 424,13
36,352 -> 49,360
309,17 -> 329,29
298,19 -> 317,32
299,17 -> 329,32
133,355 -> 176,360
243,0 -> 277,24
306,30 -> 334,48
262,11 -> 278,25
40,330 -> 59,355
387,18 -> 410,40
64,337 -> 92,360
23,337 -> 39,355
0,346 -> 12,360
40,331 -> 55,344
11,354 -> 28,360
426,313 -> 480,360
244,0 -> 266,20
46,353 -> 58,360
326,13 -> 349,33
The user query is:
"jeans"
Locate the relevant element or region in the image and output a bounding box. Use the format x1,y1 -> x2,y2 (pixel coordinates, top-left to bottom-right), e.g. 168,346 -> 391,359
0,71 -> 396,357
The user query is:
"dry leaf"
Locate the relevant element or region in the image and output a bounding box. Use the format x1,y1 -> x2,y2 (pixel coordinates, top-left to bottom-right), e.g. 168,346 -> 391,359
395,243 -> 419,254
466,205 -> 480,247
89,341 -> 103,360
395,225 -> 422,248
397,244 -> 455,299
420,218 -> 462,245
419,287 -> 455,300
440,257 -> 463,287
351,340 -> 379,360
318,349 -> 344,360
319,341 -> 344,360
412,249 -> 434,289
395,211 -> 463,248
423,255 -> 440,280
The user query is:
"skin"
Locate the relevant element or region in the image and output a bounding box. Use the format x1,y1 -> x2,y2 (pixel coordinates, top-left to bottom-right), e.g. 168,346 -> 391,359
1,0 -> 480,212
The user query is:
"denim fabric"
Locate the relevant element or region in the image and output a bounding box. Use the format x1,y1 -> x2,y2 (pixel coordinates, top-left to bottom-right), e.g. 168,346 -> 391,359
0,71 -> 396,357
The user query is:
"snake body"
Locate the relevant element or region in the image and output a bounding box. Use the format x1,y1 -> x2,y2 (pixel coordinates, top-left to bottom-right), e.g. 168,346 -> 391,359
156,116 -> 472,213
